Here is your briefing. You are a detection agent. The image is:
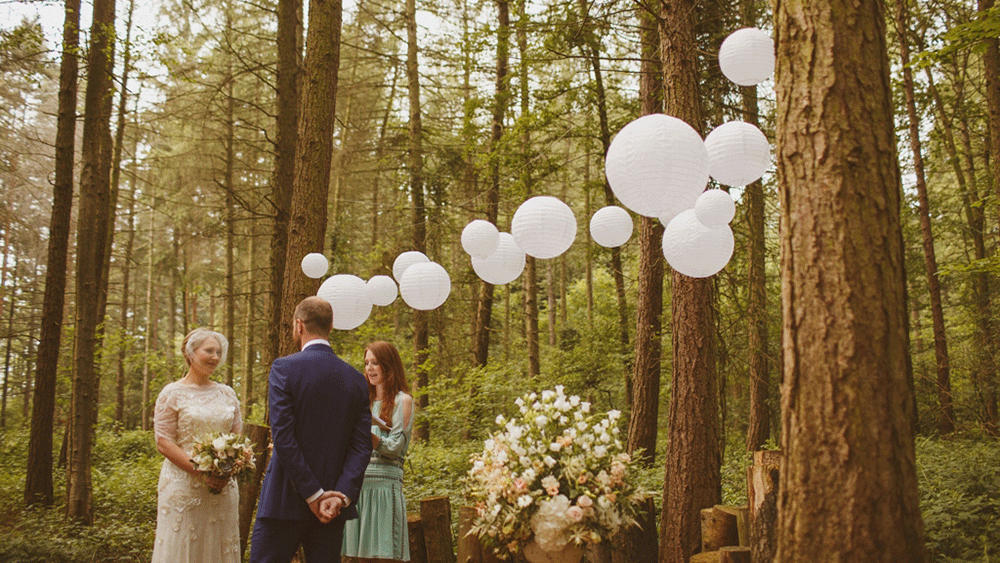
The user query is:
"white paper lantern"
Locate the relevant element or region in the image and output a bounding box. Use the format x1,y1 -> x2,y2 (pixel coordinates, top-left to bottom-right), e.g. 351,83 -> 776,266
605,114 -> 710,219
695,189 -> 736,228
461,220 -> 500,259
511,196 -> 577,259
300,253 -> 329,279
472,232 -> 526,285
662,209 -> 735,278
400,261 -> 451,311
365,275 -> 398,307
392,251 -> 429,282
704,121 -> 770,187
317,274 -> 373,330
719,28 -> 775,87
590,206 -> 634,248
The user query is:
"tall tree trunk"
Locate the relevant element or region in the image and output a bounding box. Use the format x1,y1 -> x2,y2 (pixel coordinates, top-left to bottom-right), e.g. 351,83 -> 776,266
517,0 -> 540,379
658,1 -> 720,562
981,0 -> 1000,237
404,0 -> 429,441
116,149 -> 137,427
895,0 -> 954,434
473,0 -> 510,367
628,4 -> 663,467
243,219 -> 257,410
279,0 -> 342,358
141,190 -> 156,432
268,0 -> 302,376
2,257 -> 19,429
69,0 -> 117,524
26,0 -> 80,507
773,1 -> 928,560
224,23 -> 237,387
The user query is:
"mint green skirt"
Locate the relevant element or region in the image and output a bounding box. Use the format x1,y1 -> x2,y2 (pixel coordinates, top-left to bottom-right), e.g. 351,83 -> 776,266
342,462 -> 410,561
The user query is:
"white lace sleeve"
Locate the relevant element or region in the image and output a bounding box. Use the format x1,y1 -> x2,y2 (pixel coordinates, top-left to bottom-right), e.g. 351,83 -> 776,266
225,386 -> 243,434
153,384 -> 179,443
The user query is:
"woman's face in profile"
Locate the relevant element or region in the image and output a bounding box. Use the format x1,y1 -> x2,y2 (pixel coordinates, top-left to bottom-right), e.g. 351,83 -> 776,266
364,350 -> 384,388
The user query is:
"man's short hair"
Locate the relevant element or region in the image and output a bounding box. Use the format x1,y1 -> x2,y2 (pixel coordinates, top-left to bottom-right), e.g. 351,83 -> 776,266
295,296 -> 333,336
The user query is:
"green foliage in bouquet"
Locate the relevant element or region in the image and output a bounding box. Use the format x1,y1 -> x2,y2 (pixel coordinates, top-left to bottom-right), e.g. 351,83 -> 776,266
464,386 -> 649,559
189,432 -> 256,493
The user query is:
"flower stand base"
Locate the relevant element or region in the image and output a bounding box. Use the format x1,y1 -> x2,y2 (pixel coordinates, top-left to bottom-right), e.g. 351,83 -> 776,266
523,541 -> 584,563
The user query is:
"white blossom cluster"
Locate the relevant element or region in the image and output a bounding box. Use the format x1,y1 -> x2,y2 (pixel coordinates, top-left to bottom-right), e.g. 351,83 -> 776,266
465,386 -> 646,558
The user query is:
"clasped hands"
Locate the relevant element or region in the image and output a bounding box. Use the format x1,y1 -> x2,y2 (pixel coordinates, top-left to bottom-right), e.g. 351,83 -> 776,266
308,490 -> 348,523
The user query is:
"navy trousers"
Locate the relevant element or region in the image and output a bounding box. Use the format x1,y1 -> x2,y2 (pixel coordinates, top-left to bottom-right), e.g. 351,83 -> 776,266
249,516 -> 345,563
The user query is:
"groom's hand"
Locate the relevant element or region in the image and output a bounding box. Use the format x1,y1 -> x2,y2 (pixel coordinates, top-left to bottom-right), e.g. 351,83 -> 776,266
319,491 -> 347,521
309,491 -> 340,523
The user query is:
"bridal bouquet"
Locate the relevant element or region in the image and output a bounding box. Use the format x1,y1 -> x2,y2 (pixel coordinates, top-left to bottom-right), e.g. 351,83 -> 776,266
190,432 -> 257,494
465,386 -> 647,560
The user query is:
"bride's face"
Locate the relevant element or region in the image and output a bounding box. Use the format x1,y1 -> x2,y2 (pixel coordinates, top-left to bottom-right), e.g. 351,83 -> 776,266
364,350 -> 384,388
190,337 -> 223,376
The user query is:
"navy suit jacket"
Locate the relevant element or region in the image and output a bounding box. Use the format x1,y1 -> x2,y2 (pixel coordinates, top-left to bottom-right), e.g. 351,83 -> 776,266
256,343 -> 372,521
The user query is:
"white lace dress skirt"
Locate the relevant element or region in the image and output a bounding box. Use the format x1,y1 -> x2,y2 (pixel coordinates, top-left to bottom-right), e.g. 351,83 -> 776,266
151,461 -> 241,563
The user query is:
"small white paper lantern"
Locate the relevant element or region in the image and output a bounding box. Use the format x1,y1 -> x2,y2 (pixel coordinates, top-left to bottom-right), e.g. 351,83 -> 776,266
365,275 -> 398,306
695,189 -> 736,228
605,114 -> 710,219
719,28 -> 775,87
461,220 -> 500,259
400,261 -> 451,311
704,121 -> 770,187
392,250 -> 429,282
662,209 -> 735,278
317,274 -> 373,330
511,196 -> 577,259
301,253 -> 329,279
472,232 -> 526,285
590,206 -> 634,248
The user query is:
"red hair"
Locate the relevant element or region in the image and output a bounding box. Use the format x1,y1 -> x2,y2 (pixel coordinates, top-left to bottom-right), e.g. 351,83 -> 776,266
365,341 -> 409,424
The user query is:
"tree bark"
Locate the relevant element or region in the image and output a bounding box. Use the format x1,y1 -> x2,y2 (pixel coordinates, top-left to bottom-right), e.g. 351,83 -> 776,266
279,0 -> 342,358
773,1 -> 928,560
2,257 -> 19,429
895,0 -> 954,434
516,0 -> 540,379
25,0 -> 80,509
116,149 -> 137,428
68,0 -> 117,525
658,1 -> 721,562
224,20 -> 237,387
981,0 -> 1000,238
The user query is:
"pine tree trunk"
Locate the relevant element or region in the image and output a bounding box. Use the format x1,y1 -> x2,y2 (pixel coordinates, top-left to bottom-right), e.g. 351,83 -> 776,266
141,191 -> 156,432
980,0 -> 1000,239
68,0 -> 117,525
516,0 -> 540,379
895,0 -> 954,434
224,35 -> 237,387
404,0 -> 429,441
658,2 -> 720,563
117,158 -> 137,427
773,1 -> 928,560
243,219 -> 257,410
2,257 -> 19,429
267,0 -> 301,380
279,0 -> 342,358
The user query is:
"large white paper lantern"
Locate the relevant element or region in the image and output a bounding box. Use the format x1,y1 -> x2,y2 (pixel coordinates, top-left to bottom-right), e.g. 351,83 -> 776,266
662,209 -> 735,278
365,275 -> 398,306
317,274 -> 373,330
695,189 -> 736,228
400,261 -> 451,311
472,232 -> 525,285
511,196 -> 577,259
590,206 -> 634,248
605,114 -> 710,219
704,121 -> 770,187
301,253 -> 329,279
719,28 -> 775,87
461,220 -> 500,259
392,251 -> 429,282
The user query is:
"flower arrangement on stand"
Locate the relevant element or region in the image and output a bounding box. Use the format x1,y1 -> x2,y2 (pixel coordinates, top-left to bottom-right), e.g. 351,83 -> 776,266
190,432 -> 257,494
465,386 -> 648,562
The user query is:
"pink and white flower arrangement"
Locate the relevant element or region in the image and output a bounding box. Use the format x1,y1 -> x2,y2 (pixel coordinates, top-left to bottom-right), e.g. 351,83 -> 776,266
465,386 -> 647,559
189,432 -> 256,494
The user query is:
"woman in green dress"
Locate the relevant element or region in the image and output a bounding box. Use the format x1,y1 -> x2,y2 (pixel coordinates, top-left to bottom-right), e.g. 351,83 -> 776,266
342,341 -> 413,563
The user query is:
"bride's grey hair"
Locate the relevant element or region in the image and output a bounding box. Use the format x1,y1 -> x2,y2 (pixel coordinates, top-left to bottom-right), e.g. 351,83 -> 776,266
181,328 -> 229,366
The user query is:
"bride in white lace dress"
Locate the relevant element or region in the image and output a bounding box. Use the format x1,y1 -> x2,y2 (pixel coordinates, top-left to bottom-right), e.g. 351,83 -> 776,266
152,328 -> 243,563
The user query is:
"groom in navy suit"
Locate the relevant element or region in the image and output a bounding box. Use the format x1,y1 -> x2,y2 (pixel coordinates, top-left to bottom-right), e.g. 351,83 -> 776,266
250,296 -> 373,563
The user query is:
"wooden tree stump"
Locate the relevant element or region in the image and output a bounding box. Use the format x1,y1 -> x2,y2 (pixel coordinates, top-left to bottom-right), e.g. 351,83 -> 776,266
747,451 -> 780,563
409,514 -> 428,563
689,551 -> 718,563
611,496 -> 657,563
719,546 -> 750,563
457,505 -> 483,563
700,505 -> 740,551
421,496 -> 456,563
238,423 -> 270,558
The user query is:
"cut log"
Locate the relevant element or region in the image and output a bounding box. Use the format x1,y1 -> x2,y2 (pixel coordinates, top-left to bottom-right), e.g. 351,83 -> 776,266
713,505 -> 749,547
747,450 -> 780,563
689,551 -> 719,563
421,496 -> 456,563
238,423 -> 270,558
701,506 -> 740,551
457,505 -> 482,563
719,546 -> 751,563
611,496 -> 657,563
409,514 -> 428,563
